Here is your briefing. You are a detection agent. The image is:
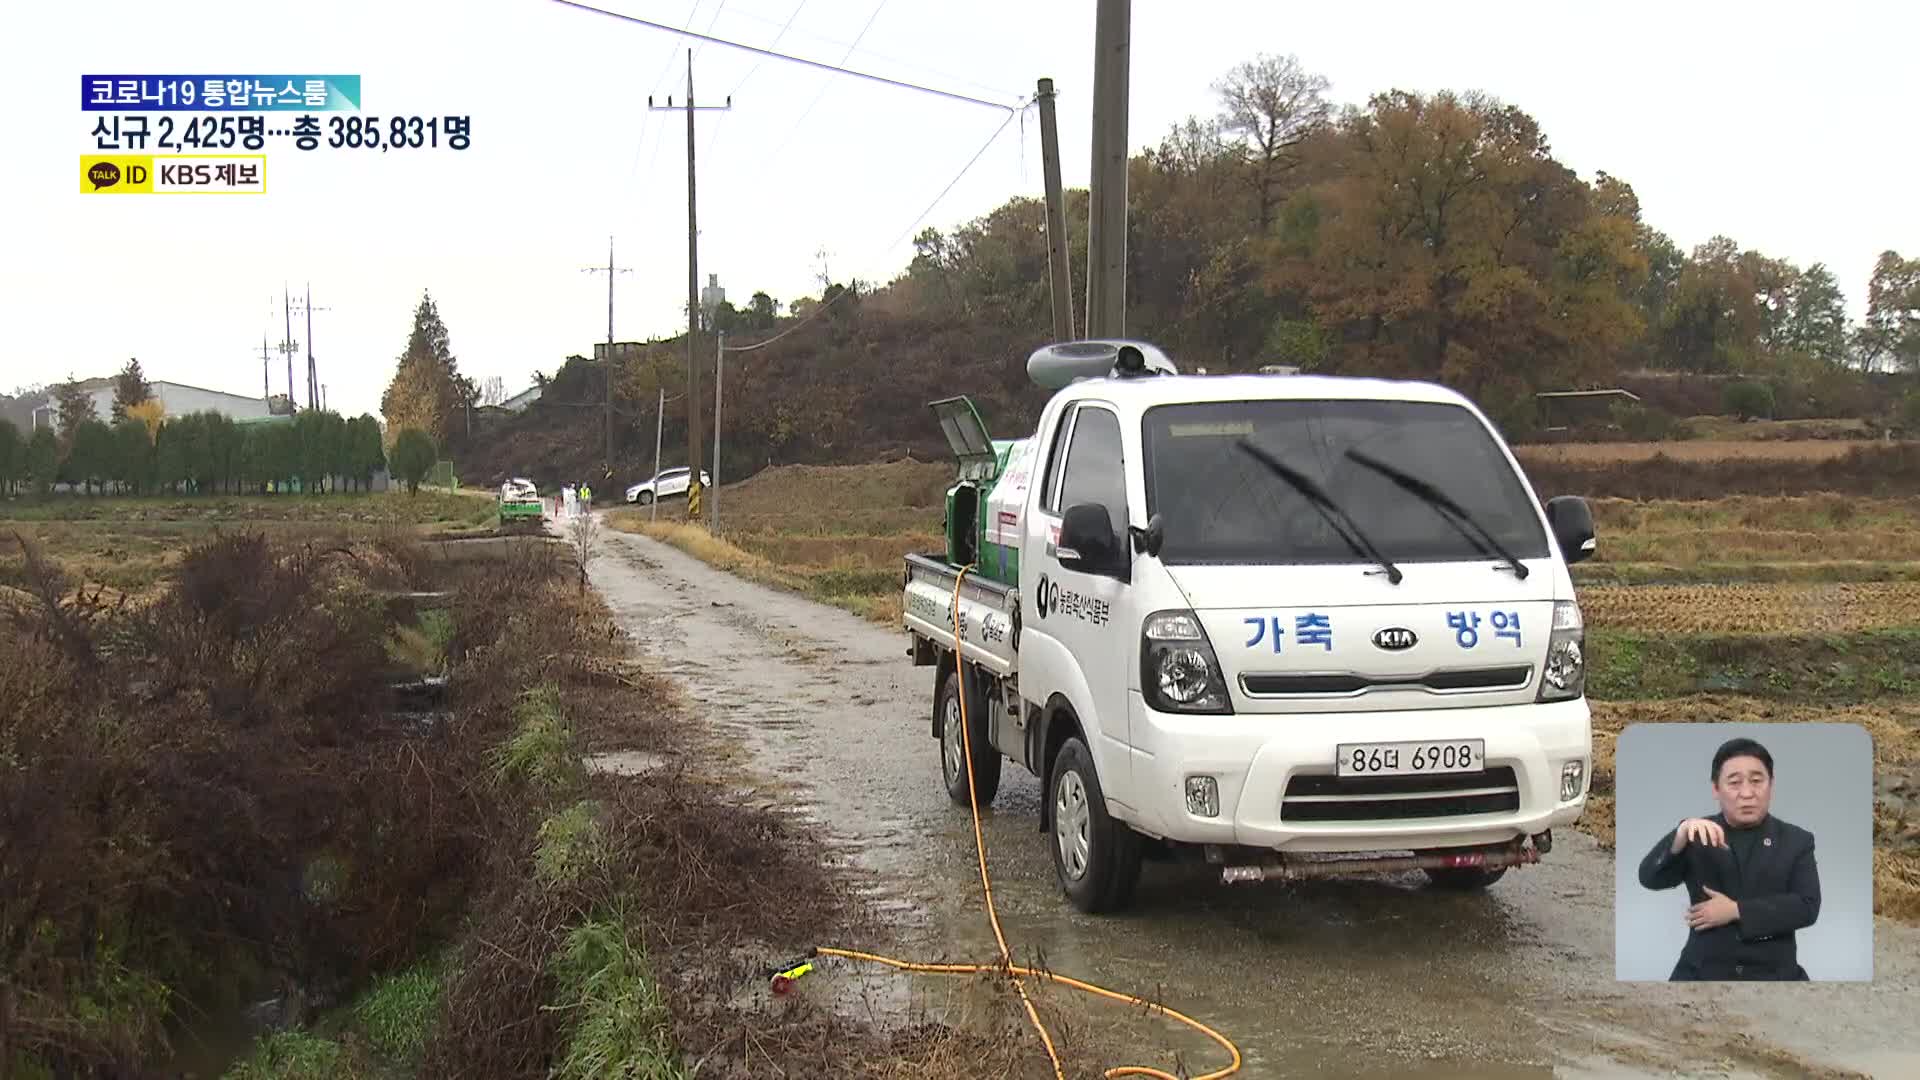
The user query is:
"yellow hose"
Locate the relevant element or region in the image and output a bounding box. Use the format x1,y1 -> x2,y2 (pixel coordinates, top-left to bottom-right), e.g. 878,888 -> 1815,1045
813,566 -> 1242,1080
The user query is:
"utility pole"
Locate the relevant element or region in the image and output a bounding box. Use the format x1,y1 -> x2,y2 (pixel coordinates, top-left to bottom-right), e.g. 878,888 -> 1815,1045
301,284 -> 330,411
701,274 -> 726,531
651,387 -> 664,523
260,335 -> 272,401
277,285 -> 300,414
649,51 -> 731,525
1085,0 -> 1131,338
581,236 -> 631,478
1037,77 -> 1074,343
712,329 -> 724,531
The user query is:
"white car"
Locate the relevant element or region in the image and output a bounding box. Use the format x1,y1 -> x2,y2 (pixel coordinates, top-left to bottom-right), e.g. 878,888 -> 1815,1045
625,467 -> 710,504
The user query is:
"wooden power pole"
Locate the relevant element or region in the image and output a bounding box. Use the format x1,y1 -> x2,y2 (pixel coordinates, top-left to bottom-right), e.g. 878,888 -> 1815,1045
1037,77 -> 1074,343
581,236 -> 631,477
1085,0 -> 1131,338
650,51 -> 731,523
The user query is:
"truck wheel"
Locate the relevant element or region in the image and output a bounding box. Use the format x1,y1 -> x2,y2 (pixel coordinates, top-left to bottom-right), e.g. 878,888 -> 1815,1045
1048,736 -> 1142,914
1424,865 -> 1507,890
938,669 -> 1001,807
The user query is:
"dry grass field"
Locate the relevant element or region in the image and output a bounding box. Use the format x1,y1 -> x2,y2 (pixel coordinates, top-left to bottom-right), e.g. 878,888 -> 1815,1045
1514,438 -> 1871,465
614,440 -> 1920,924
0,491 -> 499,596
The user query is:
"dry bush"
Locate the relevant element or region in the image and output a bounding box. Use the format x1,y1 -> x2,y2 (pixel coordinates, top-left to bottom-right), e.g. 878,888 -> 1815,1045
0,528 -> 520,1073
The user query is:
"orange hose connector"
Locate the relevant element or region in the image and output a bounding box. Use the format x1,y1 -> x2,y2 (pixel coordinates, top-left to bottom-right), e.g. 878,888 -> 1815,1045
811,566 -> 1242,1080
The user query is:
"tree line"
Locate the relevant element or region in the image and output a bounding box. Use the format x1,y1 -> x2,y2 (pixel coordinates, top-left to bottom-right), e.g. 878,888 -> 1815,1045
0,409 -> 389,497
455,53 -> 1920,483
885,54 -> 1920,431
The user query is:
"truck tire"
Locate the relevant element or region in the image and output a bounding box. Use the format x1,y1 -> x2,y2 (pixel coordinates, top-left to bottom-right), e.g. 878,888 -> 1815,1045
1048,736 -> 1143,914
1423,865 -> 1507,890
938,668 -> 1001,807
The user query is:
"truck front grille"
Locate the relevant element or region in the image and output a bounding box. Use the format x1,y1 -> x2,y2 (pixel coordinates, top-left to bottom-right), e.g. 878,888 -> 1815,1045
1280,766 -> 1520,823
1242,665 -> 1531,697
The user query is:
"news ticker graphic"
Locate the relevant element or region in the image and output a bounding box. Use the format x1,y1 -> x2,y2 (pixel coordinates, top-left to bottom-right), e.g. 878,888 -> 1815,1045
89,114 -> 472,154
82,76 -> 361,112
81,155 -> 266,195
80,75 -> 468,196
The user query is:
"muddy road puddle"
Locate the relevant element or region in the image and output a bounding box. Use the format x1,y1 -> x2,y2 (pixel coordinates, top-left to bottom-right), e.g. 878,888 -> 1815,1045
590,526 -> 1919,1078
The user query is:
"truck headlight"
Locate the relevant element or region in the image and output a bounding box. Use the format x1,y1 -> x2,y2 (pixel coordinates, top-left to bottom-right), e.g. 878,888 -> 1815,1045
1537,601 -> 1585,702
1142,610 -> 1232,714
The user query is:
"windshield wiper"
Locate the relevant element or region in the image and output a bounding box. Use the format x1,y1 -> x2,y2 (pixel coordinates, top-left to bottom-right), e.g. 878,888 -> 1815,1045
1344,449 -> 1530,579
1236,440 -> 1403,584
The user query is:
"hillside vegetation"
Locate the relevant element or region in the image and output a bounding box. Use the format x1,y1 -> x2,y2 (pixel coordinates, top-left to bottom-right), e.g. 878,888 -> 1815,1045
455,52 -> 1920,490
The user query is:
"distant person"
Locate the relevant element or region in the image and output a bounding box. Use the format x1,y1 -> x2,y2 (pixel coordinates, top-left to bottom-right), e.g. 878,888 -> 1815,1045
580,482 -> 592,510
1637,736 -> 1820,980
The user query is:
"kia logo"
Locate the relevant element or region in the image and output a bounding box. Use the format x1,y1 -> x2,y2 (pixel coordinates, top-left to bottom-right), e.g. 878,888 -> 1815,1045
1034,574 -> 1053,619
1372,627 -> 1417,651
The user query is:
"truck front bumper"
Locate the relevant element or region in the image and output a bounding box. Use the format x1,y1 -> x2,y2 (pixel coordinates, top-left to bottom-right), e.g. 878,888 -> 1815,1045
1121,693 -> 1591,855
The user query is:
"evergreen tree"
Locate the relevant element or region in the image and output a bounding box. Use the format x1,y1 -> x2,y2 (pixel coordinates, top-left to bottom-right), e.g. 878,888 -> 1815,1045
380,291 -> 467,448
112,357 -> 153,420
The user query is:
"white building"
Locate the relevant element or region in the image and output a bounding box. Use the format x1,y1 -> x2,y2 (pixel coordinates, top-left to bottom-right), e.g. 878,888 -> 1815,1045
31,378 -> 275,429
499,384 -> 543,411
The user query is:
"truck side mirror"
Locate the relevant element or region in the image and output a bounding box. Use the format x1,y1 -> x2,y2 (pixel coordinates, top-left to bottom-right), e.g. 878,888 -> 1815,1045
1545,495 -> 1596,564
1129,514 -> 1165,558
1059,503 -> 1123,575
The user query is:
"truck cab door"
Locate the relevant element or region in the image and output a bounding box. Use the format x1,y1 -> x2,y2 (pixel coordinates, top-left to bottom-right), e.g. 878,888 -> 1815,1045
1023,402 -> 1135,797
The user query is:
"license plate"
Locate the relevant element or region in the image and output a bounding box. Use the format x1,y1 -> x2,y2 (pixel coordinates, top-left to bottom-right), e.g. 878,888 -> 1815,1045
1336,740 -> 1485,777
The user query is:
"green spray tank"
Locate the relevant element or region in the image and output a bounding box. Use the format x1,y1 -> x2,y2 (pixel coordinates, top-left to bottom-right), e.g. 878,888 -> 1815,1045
927,341 -> 1179,586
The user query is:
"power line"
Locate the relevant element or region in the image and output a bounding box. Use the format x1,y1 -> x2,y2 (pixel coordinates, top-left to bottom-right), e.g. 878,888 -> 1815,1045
696,0 -> 1014,100
881,103 -> 1028,253
626,0 -> 707,188
688,0 -> 731,69
725,0 -> 810,98
548,0 -> 1017,112
724,101 -> 1029,355
749,0 -> 892,170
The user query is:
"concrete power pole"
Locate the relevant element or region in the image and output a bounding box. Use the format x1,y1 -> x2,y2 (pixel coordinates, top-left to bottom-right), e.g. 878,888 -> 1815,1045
711,329 -> 724,531
701,274 -> 726,532
1037,77 -> 1075,344
581,236 -> 631,478
282,284 -> 298,412
1085,0 -> 1131,338
650,51 -> 731,525
260,335 -> 272,401
302,285 -> 330,411
651,387 -> 664,523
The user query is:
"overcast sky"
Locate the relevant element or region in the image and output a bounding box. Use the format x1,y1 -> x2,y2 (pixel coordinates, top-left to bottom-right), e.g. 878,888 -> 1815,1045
4,0 -> 1914,420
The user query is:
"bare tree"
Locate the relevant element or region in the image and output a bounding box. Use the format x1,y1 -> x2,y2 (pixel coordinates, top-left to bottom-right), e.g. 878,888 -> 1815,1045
565,510 -> 601,594
481,375 -> 507,407
1214,53 -> 1332,231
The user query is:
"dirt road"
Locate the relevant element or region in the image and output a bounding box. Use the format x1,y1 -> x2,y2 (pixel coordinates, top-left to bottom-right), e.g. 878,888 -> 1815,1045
589,524 -> 1919,1079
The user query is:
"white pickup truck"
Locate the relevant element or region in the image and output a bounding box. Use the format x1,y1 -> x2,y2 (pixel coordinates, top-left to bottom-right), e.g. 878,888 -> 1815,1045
903,340 -> 1598,913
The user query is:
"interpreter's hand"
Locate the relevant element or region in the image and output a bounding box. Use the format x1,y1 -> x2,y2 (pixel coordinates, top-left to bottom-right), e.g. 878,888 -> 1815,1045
1685,886 -> 1740,931
1670,817 -> 1727,854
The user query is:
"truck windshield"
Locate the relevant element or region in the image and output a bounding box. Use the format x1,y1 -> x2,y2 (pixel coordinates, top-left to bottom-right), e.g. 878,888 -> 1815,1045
1141,399 -> 1549,566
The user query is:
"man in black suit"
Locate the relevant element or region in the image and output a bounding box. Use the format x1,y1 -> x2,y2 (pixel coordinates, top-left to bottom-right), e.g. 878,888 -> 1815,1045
1637,736 -> 1820,980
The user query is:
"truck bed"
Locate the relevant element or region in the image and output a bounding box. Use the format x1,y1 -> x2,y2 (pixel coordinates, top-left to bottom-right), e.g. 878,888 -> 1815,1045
902,553 -> 1018,676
